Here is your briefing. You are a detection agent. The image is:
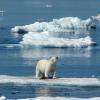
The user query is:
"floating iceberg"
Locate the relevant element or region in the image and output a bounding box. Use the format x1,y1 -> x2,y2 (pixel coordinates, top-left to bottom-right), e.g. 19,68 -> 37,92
11,14 -> 100,34
11,14 -> 100,47
20,32 -> 96,47
11,17 -> 95,34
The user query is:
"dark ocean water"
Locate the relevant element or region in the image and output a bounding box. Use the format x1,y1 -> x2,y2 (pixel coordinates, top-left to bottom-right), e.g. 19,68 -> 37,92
0,0 -> 100,99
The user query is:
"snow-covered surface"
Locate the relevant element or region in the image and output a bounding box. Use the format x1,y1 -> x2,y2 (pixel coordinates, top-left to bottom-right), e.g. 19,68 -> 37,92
0,75 -> 100,86
0,96 -> 100,100
17,97 -> 100,100
1,96 -> 100,100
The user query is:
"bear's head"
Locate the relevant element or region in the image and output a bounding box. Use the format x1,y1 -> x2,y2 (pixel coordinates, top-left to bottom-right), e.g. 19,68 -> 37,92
49,56 -> 58,64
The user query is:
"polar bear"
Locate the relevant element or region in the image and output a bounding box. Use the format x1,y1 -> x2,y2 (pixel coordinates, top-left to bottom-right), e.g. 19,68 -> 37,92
35,56 -> 58,79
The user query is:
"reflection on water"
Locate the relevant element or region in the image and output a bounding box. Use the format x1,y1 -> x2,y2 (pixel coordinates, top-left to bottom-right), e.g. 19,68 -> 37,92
20,47 -> 92,59
32,85 -> 100,98
1,84 -> 100,99
35,86 -> 56,97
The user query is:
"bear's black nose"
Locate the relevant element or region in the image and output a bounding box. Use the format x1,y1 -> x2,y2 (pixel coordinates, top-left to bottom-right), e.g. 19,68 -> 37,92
56,56 -> 58,60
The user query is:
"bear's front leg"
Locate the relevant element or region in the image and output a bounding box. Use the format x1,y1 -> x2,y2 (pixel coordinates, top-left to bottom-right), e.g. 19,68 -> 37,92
45,70 -> 49,79
52,72 -> 56,79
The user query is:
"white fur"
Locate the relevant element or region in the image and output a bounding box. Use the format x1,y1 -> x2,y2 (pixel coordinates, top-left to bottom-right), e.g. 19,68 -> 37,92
35,57 -> 58,79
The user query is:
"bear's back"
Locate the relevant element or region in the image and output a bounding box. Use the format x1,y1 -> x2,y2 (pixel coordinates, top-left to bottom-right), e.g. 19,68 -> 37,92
36,59 -> 49,70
